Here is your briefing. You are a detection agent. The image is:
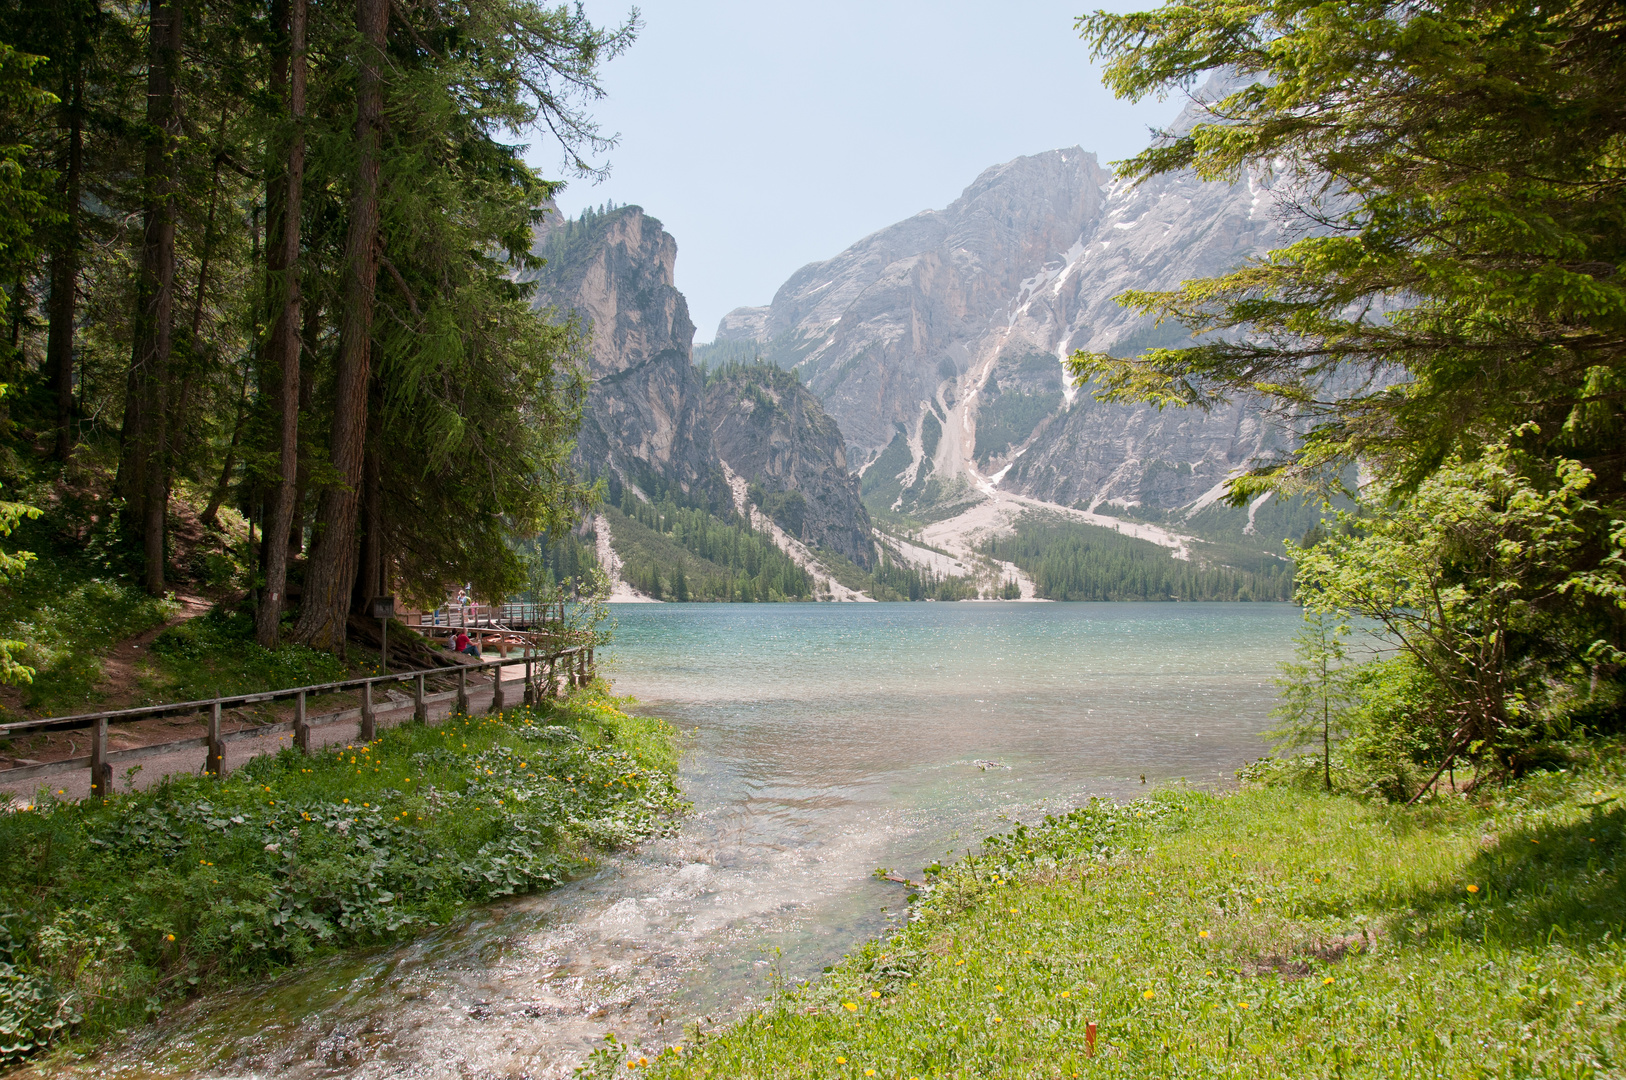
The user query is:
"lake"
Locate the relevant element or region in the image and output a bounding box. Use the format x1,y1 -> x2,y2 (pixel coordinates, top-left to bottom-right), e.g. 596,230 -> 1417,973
68,602 -> 1302,1080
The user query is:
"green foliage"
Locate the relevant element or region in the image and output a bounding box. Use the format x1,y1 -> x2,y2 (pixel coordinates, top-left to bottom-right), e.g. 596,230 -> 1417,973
918,411 -> 942,462
1074,0 -> 1626,502
860,428 -> 914,513
650,745 -> 1626,1079
748,481 -> 807,538
868,545 -> 977,602
0,690 -> 682,1066
1297,443 -> 1626,783
606,493 -> 813,602
972,387 -> 1062,463
0,538 -> 173,717
516,529 -> 602,600
145,608 -> 348,702
983,516 -> 1295,601
1268,611 -> 1358,791
0,470 -> 40,686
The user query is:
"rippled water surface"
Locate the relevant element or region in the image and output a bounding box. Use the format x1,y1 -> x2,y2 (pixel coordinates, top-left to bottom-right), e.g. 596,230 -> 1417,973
64,603 -> 1301,1079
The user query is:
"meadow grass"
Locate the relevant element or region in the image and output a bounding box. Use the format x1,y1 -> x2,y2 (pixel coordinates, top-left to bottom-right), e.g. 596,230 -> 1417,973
0,687 -> 684,1066
633,742 -> 1625,1080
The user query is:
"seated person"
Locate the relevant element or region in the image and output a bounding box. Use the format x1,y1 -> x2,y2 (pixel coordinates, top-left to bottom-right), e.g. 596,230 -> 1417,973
453,631 -> 481,658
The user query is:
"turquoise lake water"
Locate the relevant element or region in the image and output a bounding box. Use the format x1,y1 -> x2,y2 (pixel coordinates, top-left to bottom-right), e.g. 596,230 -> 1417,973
76,602 -> 1302,1080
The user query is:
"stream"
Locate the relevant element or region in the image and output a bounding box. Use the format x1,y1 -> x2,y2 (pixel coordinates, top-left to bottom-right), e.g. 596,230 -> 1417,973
47,602 -> 1301,1079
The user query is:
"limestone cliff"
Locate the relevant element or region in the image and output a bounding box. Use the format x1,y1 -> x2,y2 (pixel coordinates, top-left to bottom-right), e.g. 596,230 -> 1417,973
520,204 -> 724,505
521,204 -> 875,575
702,365 -> 874,567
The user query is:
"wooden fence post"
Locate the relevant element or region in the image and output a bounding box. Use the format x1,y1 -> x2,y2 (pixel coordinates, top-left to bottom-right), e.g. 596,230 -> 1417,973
490,662 -> 505,714
294,690 -> 309,752
587,648 -> 595,683
360,680 -> 376,742
456,667 -> 469,714
524,648 -> 534,707
90,716 -> 110,799
206,703 -> 223,775
414,673 -> 427,724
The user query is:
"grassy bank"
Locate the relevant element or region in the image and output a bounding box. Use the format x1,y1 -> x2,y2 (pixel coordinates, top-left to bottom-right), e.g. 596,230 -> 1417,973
0,688 -> 684,1066
638,743 -> 1624,1079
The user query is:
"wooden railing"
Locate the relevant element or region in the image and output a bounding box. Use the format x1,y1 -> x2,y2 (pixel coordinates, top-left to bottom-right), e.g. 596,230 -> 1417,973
0,645 -> 596,801
405,601 -> 574,630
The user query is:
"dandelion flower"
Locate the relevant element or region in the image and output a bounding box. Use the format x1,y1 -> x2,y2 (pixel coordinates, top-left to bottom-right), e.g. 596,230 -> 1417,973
1060,991 -> 1070,998
836,1056 -> 847,1064
1237,1002 -> 1250,1010
866,1071 -> 876,1077
870,990 -> 881,998
1143,989 -> 1155,1000
956,959 -> 966,966
1198,930 -> 1209,938
1466,884 -> 1480,894
1323,976 -> 1334,985
993,1016 -> 1003,1023
995,985 -> 1003,992
638,1058 -> 648,1067
844,1002 -> 858,1011
166,934 -> 175,941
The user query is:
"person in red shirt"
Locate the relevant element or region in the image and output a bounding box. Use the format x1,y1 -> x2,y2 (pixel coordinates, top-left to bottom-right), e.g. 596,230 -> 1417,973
453,631 -> 480,657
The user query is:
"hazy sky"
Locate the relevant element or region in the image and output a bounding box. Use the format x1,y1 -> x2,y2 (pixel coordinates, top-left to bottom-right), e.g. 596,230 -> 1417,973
528,2 -> 1169,342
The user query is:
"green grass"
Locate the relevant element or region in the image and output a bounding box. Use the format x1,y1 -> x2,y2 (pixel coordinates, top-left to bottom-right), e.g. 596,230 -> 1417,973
0,688 -> 684,1066
0,547 -> 176,718
634,743 -> 1625,1079
144,607 -> 350,701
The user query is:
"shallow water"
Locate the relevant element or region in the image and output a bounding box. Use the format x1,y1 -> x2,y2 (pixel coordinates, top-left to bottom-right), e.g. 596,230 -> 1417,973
60,602 -> 1301,1079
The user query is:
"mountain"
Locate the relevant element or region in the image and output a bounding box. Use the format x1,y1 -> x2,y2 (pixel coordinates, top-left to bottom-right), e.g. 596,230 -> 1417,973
703,364 -> 874,567
520,205 -> 875,593
520,204 -> 724,508
713,96 -> 1301,522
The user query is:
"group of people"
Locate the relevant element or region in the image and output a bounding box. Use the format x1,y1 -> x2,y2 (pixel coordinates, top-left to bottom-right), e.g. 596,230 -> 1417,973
451,585 -> 481,657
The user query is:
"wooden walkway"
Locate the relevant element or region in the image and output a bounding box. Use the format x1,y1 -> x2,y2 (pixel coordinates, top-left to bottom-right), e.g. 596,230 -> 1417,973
0,640 -> 595,806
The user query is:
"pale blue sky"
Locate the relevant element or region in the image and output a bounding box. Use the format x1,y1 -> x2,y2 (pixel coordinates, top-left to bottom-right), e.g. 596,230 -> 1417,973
529,2 -> 1167,341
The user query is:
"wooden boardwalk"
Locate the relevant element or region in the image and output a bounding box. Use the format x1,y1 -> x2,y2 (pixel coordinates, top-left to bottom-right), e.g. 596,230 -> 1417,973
0,639 -> 595,806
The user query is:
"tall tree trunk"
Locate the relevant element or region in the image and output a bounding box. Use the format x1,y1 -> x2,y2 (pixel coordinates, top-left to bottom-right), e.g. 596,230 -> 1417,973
201,365 -> 250,529
116,0 -> 184,596
291,0 -> 385,650
256,0 -> 307,648
352,432 -> 382,614
47,66 -> 82,462
167,108 -> 228,459
289,295 -> 319,560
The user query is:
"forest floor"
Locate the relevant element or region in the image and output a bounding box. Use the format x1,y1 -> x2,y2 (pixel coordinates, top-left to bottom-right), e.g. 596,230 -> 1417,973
633,741 -> 1625,1080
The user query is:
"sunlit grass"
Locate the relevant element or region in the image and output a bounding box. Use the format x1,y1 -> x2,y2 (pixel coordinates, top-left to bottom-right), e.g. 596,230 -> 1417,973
637,743 -> 1625,1079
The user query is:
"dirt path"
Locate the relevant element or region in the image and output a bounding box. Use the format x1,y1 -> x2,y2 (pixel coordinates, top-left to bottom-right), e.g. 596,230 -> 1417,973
93,592 -> 215,712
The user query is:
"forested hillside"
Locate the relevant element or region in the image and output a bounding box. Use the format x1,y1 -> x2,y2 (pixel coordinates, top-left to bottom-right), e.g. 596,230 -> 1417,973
983,517 -> 1294,602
